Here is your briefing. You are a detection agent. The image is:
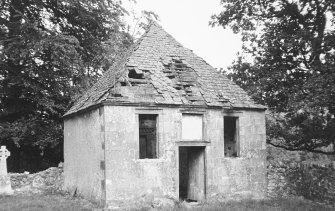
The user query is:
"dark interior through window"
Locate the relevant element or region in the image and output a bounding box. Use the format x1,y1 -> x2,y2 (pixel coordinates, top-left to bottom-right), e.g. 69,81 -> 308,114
224,116 -> 238,157
139,114 -> 158,159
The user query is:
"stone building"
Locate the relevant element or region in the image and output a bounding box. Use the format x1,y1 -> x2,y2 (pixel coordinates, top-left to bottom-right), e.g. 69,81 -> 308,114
63,23 -> 267,205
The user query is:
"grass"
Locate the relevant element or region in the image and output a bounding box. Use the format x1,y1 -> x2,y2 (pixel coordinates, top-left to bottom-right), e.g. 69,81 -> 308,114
0,193 -> 333,211
0,193 -> 99,211
175,198 -> 334,211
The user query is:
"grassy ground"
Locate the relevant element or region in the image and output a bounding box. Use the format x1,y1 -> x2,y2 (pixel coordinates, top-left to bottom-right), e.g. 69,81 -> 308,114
0,193 -> 333,211
0,193 -> 100,211
175,198 -> 334,211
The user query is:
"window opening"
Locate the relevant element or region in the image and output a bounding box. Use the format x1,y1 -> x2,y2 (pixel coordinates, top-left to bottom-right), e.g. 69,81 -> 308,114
224,116 -> 238,157
139,114 -> 158,159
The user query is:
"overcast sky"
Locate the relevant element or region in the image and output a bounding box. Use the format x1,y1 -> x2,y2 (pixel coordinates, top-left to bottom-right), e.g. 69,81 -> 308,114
123,0 -> 242,69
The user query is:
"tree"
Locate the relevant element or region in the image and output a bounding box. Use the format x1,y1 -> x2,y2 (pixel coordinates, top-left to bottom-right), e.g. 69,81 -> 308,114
0,0 -> 132,172
129,10 -> 160,38
211,0 -> 335,154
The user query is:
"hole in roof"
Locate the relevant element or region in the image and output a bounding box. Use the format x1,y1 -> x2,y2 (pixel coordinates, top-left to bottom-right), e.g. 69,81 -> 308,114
110,93 -> 122,97
128,69 -> 144,79
109,88 -> 122,97
167,74 -> 176,79
183,84 -> 193,88
129,78 -> 148,86
174,64 -> 184,68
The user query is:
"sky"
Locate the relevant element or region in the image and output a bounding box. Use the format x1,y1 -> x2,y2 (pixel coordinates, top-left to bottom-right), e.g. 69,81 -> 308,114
122,0 -> 242,69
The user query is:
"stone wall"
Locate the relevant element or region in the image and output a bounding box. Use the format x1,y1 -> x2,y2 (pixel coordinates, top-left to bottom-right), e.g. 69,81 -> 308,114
9,164 -> 63,193
103,106 -> 266,205
63,108 -> 105,202
267,145 -> 335,204
104,106 -> 178,204
206,110 -> 267,199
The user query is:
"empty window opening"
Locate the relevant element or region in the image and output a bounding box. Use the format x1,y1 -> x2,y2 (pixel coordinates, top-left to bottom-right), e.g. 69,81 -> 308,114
139,114 -> 158,159
224,117 -> 238,157
179,146 -> 205,201
182,114 -> 203,141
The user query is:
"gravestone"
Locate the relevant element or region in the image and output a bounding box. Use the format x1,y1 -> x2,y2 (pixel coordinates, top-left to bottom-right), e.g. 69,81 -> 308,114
0,146 -> 13,195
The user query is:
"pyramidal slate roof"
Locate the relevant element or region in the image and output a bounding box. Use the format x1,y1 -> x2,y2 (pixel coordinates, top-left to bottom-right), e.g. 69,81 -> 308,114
64,23 -> 265,117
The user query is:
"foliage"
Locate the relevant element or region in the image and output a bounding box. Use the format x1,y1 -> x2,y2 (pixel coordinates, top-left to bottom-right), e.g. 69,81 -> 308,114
125,1 -> 160,39
212,0 -> 335,153
130,10 -> 160,38
0,0 -> 133,172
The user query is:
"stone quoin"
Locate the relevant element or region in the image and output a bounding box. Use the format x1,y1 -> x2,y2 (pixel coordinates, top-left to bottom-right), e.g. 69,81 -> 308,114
63,23 -> 267,207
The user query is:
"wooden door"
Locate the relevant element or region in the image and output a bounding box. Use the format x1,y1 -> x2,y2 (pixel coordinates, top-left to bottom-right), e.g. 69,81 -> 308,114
187,147 -> 205,201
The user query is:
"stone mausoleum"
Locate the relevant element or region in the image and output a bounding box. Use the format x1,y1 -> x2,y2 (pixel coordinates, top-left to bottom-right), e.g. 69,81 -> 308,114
63,23 -> 267,205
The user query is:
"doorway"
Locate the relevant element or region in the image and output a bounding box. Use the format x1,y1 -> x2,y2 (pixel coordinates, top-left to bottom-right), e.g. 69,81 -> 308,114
179,146 -> 205,201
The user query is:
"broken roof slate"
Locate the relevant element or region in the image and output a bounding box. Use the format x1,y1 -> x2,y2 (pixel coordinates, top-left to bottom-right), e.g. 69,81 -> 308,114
64,23 -> 265,117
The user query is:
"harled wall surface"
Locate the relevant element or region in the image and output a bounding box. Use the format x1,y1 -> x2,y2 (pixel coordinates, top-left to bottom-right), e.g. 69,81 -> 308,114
63,108 -> 105,202
104,106 -> 178,204
103,106 -> 266,204
206,110 -> 267,199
